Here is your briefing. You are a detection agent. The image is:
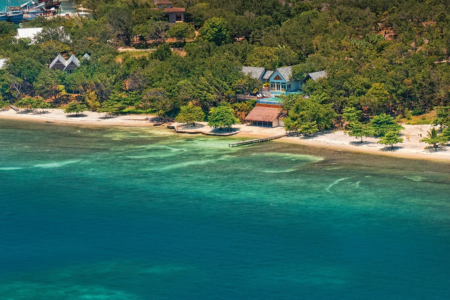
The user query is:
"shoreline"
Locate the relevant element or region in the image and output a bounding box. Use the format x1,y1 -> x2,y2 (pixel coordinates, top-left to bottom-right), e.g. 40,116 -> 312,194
1,108 -> 449,163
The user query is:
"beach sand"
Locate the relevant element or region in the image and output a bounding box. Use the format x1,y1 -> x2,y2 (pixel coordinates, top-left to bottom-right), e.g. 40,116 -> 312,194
1,108 -> 449,162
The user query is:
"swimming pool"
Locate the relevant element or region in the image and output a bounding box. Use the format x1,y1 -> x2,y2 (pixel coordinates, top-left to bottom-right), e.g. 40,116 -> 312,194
257,97 -> 283,105
270,91 -> 300,96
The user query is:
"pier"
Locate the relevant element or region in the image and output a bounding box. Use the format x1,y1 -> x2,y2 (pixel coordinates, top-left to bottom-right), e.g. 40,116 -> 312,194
229,134 -> 286,147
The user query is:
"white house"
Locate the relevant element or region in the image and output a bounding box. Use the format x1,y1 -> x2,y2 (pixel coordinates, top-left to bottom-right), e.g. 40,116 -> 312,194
0,58 -> 7,70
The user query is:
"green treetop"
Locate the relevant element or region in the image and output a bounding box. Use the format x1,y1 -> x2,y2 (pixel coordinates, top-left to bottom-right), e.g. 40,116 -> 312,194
370,113 -> 404,136
64,102 -> 88,115
282,94 -> 336,136
208,105 -> 239,131
175,105 -> 205,126
0,94 -> 8,109
199,17 -> 231,46
440,127 -> 450,144
377,131 -> 403,150
432,106 -> 450,129
15,97 -> 36,109
98,100 -> 127,117
343,107 -> 363,124
167,23 -> 195,42
347,122 -> 374,143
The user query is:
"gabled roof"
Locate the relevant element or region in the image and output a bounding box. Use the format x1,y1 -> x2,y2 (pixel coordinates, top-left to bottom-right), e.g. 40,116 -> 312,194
245,106 -> 282,122
82,53 -> 90,60
0,58 -> 7,69
276,66 -> 293,82
263,71 -> 273,80
49,54 -> 66,69
64,54 -> 80,70
306,71 -> 327,81
242,67 -> 266,80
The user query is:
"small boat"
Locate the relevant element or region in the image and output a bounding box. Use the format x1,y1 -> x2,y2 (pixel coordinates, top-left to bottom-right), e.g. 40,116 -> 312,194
37,0 -> 61,9
0,12 -> 7,21
7,10 -> 23,23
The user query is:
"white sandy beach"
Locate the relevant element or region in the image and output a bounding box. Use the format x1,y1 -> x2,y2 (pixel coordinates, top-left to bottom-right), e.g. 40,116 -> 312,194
1,108 -> 449,162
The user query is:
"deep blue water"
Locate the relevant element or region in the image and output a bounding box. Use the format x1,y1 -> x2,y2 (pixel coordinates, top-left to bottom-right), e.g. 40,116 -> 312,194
1,120 -> 450,299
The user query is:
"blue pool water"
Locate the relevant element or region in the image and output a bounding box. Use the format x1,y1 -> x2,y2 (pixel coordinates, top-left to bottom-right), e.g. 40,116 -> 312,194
257,97 -> 283,105
1,120 -> 450,299
270,91 -> 300,96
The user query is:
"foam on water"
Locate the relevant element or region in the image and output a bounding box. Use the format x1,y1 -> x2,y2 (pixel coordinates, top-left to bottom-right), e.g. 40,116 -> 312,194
252,152 -> 324,163
34,160 -> 81,168
0,282 -> 140,300
0,167 -> 23,171
405,176 -> 425,182
326,177 -> 351,193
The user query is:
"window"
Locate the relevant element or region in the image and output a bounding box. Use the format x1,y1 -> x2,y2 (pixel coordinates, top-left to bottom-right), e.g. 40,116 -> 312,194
281,84 -> 286,91
176,13 -> 182,21
276,83 -> 280,90
287,84 -> 291,90
271,82 -> 275,89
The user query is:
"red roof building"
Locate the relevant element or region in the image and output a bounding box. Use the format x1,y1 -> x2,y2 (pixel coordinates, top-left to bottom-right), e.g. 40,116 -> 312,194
154,0 -> 185,23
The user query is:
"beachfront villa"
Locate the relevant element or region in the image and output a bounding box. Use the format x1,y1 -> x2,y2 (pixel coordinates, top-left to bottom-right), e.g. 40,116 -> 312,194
153,0 -> 185,23
242,67 -> 327,127
242,66 -> 327,93
49,53 -> 89,73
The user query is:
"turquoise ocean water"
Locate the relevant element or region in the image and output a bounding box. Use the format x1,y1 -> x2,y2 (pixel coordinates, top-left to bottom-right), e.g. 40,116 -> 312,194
1,119 -> 450,299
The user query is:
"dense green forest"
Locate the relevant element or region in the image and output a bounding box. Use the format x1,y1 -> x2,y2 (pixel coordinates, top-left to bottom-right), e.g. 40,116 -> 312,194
1,0 -> 450,132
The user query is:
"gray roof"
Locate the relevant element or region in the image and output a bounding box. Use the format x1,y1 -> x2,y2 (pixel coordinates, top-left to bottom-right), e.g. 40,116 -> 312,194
242,67 -> 266,80
49,54 -> 66,69
64,54 -> 80,70
307,71 -> 327,81
0,58 -> 7,69
263,70 -> 273,80
276,66 -> 293,82
82,53 -> 90,60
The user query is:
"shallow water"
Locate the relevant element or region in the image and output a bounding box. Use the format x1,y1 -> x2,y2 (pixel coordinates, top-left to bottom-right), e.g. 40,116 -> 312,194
1,119 -> 450,299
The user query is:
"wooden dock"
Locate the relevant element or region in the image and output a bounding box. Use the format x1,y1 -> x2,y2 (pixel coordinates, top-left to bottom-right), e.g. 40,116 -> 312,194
229,134 -> 286,147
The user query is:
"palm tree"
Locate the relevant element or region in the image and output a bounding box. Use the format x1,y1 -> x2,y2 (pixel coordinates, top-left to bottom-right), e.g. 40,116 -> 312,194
420,128 -> 442,151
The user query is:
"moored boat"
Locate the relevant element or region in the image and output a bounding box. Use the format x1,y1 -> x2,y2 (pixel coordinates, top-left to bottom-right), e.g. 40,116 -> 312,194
37,0 -> 61,9
7,10 -> 23,23
0,12 -> 7,21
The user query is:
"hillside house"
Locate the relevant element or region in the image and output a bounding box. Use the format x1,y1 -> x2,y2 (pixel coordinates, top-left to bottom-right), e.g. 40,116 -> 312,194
153,0 -> 185,23
241,66 -> 327,93
49,54 -> 86,73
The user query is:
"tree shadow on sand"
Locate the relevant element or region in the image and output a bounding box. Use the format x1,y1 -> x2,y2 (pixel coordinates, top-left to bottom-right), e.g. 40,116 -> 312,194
349,141 -> 376,147
423,146 -> 449,153
379,146 -> 404,152
66,114 -> 88,118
